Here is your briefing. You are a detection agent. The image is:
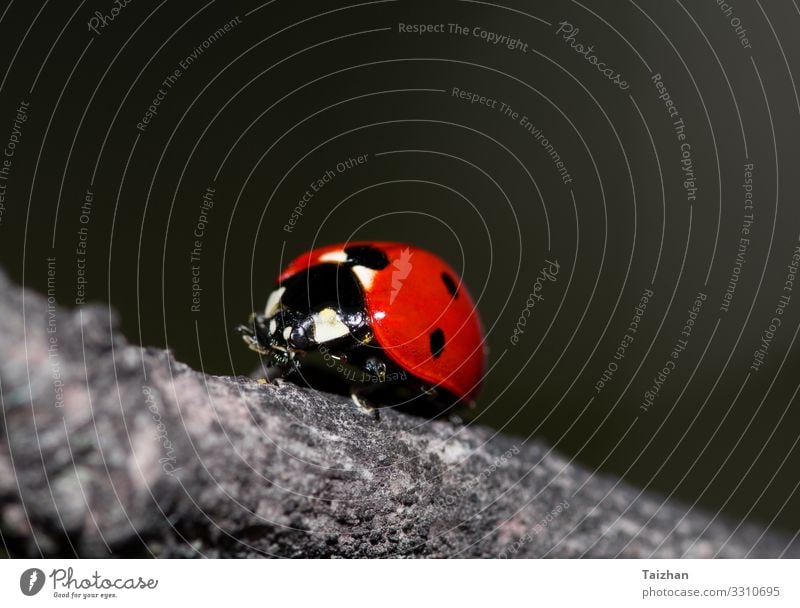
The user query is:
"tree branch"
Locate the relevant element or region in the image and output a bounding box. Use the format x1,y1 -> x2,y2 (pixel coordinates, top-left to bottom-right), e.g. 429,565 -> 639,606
0,269 -> 796,557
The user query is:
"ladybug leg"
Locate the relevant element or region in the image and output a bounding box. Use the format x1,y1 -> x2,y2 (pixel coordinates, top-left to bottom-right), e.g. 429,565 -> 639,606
236,312 -> 275,354
348,357 -> 388,419
236,322 -> 269,355
350,386 -> 380,420
364,357 -> 386,381
421,385 -> 438,399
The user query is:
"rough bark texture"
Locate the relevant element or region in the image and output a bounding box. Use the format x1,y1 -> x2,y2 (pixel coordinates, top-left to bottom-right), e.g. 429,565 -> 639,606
0,269 -> 797,558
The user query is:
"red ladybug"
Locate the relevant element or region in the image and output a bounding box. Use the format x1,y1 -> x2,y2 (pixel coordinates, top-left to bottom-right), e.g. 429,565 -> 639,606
237,242 -> 487,414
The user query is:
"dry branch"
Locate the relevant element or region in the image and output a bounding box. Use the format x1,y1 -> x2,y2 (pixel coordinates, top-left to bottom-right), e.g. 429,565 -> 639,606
0,269 -> 796,558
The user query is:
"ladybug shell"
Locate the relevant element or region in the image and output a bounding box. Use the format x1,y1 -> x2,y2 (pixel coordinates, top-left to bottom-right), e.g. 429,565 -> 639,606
278,242 -> 487,403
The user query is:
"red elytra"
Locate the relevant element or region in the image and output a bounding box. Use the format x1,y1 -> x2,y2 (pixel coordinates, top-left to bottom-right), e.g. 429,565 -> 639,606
278,241 -> 487,402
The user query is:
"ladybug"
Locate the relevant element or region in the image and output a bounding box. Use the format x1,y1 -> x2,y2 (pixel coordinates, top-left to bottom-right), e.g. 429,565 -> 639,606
237,242 -> 487,415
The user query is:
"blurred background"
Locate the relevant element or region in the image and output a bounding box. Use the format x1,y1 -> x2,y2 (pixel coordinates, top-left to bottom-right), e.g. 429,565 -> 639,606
1,0 -> 799,533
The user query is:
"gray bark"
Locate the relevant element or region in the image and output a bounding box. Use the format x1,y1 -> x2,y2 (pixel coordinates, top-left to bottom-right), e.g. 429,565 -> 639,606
0,269 -> 796,558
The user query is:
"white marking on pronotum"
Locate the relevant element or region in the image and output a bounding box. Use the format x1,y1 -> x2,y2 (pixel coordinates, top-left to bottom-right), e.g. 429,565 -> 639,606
269,319 -> 277,334
283,327 -> 292,340
351,265 -> 377,290
312,307 -> 350,343
319,250 -> 348,263
264,286 -> 286,317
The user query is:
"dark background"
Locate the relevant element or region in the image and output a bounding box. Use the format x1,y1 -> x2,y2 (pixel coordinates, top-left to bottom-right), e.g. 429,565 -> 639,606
1,0 -> 799,533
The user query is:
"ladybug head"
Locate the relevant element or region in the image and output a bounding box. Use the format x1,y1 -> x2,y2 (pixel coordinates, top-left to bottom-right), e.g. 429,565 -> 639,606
237,263 -> 371,368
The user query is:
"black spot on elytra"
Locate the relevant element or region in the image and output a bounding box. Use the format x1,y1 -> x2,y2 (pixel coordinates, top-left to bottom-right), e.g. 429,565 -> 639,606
430,328 -> 445,358
345,245 -> 389,270
441,272 -> 459,298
